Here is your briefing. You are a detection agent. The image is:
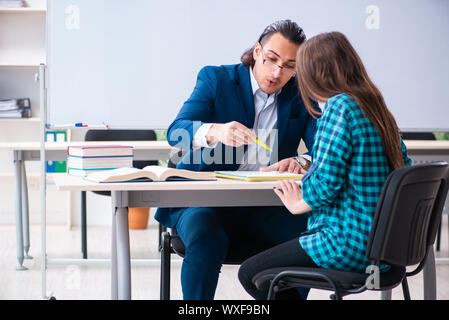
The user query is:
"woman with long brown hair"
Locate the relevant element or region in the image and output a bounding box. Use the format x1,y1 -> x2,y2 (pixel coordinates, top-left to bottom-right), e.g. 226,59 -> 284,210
239,31 -> 412,300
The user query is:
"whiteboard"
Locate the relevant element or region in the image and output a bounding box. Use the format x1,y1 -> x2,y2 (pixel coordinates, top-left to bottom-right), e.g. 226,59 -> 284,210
46,0 -> 449,130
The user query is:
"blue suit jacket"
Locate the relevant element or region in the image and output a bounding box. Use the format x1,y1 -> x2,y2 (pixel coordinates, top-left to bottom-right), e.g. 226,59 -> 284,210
155,63 -> 317,227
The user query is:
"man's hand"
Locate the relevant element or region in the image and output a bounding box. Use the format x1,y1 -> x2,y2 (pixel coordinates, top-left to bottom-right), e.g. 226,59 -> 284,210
260,157 -> 307,174
206,121 -> 257,147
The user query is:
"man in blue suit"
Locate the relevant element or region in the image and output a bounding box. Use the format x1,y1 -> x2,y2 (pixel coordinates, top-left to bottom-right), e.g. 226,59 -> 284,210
155,20 -> 318,300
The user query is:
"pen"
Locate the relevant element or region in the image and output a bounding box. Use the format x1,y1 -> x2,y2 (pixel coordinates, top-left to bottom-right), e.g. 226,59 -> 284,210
86,124 -> 110,129
51,123 -> 85,128
252,137 -> 272,151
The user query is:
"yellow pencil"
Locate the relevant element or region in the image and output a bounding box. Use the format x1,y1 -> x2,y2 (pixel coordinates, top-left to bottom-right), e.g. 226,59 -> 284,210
252,137 -> 272,151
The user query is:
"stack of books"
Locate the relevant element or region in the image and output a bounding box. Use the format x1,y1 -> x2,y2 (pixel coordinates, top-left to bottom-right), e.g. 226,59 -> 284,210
0,98 -> 31,118
67,145 -> 134,177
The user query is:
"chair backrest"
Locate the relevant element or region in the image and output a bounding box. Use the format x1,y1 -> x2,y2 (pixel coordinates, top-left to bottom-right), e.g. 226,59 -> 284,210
401,132 -> 436,140
84,129 -> 158,169
366,162 -> 449,267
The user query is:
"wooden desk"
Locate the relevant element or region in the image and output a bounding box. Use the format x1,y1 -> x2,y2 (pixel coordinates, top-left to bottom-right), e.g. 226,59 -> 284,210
53,175 -> 286,300
3,139 -> 447,298
404,140 -> 449,150
52,174 -> 440,301
404,140 -> 449,156
0,141 -> 174,270
0,141 -> 173,161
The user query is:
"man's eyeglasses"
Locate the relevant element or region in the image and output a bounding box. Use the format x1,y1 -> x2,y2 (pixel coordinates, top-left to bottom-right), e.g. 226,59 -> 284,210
260,46 -> 296,76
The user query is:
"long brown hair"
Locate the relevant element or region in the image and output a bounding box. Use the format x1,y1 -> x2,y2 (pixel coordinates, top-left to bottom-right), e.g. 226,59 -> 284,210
296,31 -> 404,170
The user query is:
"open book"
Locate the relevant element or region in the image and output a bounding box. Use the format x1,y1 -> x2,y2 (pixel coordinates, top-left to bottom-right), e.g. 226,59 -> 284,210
85,165 -> 216,183
214,170 -> 303,182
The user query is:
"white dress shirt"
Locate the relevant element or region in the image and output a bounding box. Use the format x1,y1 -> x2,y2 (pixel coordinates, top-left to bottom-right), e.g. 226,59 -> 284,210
192,67 -> 279,170
237,68 -> 279,171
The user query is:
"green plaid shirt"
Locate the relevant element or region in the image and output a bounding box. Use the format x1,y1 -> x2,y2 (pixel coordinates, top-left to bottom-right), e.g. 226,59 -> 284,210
300,93 -> 411,272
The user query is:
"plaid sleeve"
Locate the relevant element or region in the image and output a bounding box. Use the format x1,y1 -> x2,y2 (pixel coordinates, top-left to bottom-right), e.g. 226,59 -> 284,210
401,138 -> 412,166
302,99 -> 352,210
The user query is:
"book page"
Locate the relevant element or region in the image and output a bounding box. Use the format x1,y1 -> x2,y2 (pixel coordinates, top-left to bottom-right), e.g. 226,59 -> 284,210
143,165 -> 214,180
84,165 -> 214,182
85,167 -> 143,182
142,165 -> 171,179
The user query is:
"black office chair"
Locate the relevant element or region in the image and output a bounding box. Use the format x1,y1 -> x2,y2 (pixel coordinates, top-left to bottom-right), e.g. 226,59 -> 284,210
156,149 -> 185,252
81,129 -> 158,258
251,162 -> 449,300
402,132 -> 448,252
401,132 -> 436,141
160,228 -> 271,300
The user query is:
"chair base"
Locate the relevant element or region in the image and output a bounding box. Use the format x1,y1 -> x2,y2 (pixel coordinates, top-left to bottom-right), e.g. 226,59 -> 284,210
254,265 -> 407,300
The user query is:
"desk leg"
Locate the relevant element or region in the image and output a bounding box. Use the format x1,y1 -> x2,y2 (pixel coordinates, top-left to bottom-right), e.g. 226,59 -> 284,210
115,207 -> 131,300
111,206 -> 118,300
423,246 -> 437,300
381,290 -> 392,300
81,191 -> 87,259
21,163 -> 32,259
13,151 -> 26,270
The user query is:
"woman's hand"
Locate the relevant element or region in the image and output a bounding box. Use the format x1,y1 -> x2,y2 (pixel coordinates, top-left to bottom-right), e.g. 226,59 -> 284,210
273,179 -> 311,215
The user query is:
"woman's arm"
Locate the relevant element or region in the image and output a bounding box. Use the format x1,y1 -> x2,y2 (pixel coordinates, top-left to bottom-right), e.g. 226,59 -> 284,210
301,99 -> 352,210
274,96 -> 353,214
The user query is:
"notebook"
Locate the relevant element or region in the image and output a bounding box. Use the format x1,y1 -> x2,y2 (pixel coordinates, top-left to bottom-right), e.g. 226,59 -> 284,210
214,170 -> 303,182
